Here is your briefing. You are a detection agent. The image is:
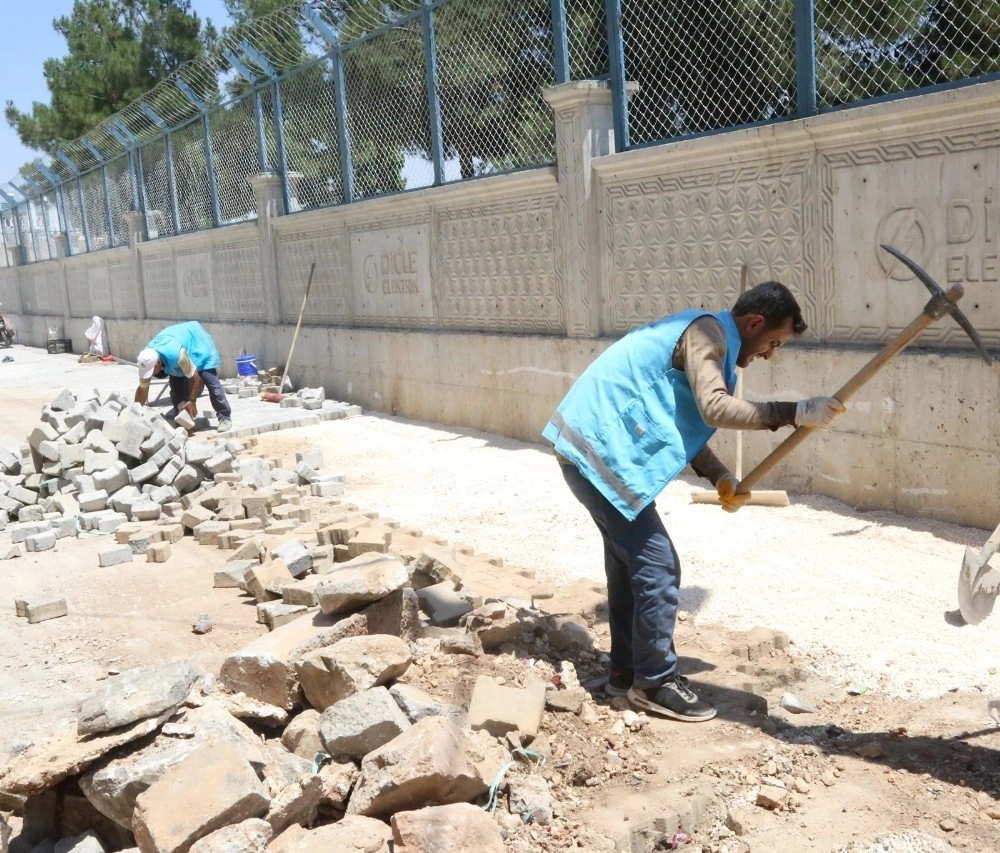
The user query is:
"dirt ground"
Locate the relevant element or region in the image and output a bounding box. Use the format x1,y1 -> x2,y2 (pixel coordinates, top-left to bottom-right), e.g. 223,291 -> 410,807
0,346 -> 998,851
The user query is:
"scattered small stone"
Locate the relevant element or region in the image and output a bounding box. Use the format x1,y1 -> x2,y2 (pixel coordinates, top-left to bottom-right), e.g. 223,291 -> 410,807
192,614 -> 213,635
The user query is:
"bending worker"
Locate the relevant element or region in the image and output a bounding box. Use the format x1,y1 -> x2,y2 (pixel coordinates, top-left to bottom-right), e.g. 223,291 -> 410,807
543,282 -> 844,723
134,321 -> 233,433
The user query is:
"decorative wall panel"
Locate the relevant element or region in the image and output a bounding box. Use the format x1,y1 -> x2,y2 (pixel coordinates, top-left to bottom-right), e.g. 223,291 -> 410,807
437,196 -> 561,333
276,228 -> 349,324
213,240 -> 264,321
604,159 -> 812,335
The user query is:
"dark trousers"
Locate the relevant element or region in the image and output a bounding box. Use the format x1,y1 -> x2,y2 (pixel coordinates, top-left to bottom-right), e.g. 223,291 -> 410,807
560,462 -> 681,689
169,369 -> 231,418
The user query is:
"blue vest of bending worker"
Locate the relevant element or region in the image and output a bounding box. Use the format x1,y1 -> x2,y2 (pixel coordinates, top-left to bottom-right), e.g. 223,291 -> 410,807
145,321 -> 221,378
542,309 -> 741,521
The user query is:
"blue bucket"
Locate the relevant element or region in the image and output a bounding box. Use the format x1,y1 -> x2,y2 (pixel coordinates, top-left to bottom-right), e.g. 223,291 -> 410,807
235,354 -> 257,376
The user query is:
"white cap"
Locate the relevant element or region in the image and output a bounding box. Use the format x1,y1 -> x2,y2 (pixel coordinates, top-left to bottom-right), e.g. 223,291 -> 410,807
137,348 -> 160,380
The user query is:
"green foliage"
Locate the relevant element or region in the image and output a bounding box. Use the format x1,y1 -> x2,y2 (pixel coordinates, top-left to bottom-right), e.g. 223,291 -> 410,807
4,0 -> 215,154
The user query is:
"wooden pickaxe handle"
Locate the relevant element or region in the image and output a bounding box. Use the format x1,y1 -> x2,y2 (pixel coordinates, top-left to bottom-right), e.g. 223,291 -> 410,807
736,282 -> 965,495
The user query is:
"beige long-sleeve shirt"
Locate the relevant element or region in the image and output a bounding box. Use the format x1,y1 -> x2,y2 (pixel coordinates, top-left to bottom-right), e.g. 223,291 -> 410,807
677,316 -> 797,485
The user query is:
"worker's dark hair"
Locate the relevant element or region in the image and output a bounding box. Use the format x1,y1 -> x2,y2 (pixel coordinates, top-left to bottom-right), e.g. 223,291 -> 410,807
732,281 -> 807,335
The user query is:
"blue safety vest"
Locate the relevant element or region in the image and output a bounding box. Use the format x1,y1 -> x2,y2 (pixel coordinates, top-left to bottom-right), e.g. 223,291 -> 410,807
542,309 -> 741,520
145,321 -> 220,377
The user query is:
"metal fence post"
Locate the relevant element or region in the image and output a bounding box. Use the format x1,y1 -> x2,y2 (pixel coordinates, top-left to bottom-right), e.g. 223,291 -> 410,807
39,196 -> 53,259
254,90 -> 270,171
203,113 -> 222,227
101,164 -> 116,248
77,177 -> 92,254
132,150 -> 149,239
11,202 -> 27,262
795,0 -> 818,117
165,132 -> 182,234
604,0 -> 629,151
551,0 -> 570,84
333,47 -> 354,204
421,0 -> 445,185
271,81 -> 293,213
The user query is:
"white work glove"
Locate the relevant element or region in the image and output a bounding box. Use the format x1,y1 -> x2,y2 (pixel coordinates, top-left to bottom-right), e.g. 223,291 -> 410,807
795,396 -> 846,428
716,474 -> 749,513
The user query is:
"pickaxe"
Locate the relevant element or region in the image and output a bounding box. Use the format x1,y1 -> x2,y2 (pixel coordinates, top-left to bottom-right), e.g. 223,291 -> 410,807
735,242 -> 992,500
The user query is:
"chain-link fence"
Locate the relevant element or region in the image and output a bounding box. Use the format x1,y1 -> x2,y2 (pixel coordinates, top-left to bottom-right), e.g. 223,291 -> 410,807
4,0 -> 1000,268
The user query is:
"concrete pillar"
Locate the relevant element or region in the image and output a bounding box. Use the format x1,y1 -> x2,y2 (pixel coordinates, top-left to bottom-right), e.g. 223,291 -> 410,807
125,212 -> 147,320
543,80 -> 617,339
250,172 -> 286,326
53,233 -> 71,335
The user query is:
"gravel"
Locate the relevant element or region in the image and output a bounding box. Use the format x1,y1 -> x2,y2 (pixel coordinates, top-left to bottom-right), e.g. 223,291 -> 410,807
256,413 -> 1000,702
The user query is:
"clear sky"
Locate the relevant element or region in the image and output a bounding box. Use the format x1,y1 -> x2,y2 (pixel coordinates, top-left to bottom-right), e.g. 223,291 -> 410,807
0,0 -> 233,186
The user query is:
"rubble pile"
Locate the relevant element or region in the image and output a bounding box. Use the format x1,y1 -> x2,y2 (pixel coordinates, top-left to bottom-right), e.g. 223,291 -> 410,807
0,389 -> 719,851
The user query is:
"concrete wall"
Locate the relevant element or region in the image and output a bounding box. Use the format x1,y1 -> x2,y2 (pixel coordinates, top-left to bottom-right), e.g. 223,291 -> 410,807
2,80 -> 999,528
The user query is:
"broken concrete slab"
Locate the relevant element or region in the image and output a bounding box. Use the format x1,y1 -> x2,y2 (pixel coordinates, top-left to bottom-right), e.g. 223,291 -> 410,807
318,686 -> 412,760
347,716 -> 508,820
131,742 -> 270,853
391,802 -> 506,853
315,554 -> 409,615
296,634 -> 412,711
77,660 -> 200,736
467,675 -> 546,738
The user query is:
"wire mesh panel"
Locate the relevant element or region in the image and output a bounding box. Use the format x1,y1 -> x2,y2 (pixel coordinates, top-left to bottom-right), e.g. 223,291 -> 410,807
140,139 -> 176,240
567,0 -> 609,81
80,170 -> 111,251
279,66 -> 344,210
814,0 -> 1000,108
63,182 -> 88,256
433,0 -> 556,179
106,156 -> 133,248
210,96 -> 260,224
171,122 -> 214,233
343,23 -> 427,197
622,0 -> 797,145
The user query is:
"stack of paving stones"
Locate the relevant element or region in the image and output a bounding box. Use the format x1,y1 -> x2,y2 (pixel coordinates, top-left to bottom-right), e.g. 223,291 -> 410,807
0,424 -> 698,852
0,388 -> 245,568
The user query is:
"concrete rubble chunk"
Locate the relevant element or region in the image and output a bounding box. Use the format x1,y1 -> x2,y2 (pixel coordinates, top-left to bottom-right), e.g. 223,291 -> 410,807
132,742 -> 270,853
348,716 -> 508,820
51,830 -> 108,853
0,713 -> 173,797
410,544 -> 468,590
80,703 -> 267,831
318,686 -> 412,759
280,709 -> 324,760
508,773 -> 553,825
78,660 -> 200,735
467,675 -> 546,738
265,772 -> 324,836
391,802 -> 506,853
272,816 -> 391,852
315,554 -> 409,615
187,818 -> 273,853
297,634 -> 413,711
389,683 -> 465,726
218,612 -> 368,710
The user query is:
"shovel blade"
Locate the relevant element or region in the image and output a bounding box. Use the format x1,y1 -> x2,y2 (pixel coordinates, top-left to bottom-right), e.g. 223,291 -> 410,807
958,546 -> 998,625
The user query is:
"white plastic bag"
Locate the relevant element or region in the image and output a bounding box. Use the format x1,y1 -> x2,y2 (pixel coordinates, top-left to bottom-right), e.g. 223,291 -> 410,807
85,316 -> 109,356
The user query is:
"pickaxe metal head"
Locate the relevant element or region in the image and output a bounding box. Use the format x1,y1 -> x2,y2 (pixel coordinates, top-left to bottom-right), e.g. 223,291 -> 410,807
881,244 -> 994,364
